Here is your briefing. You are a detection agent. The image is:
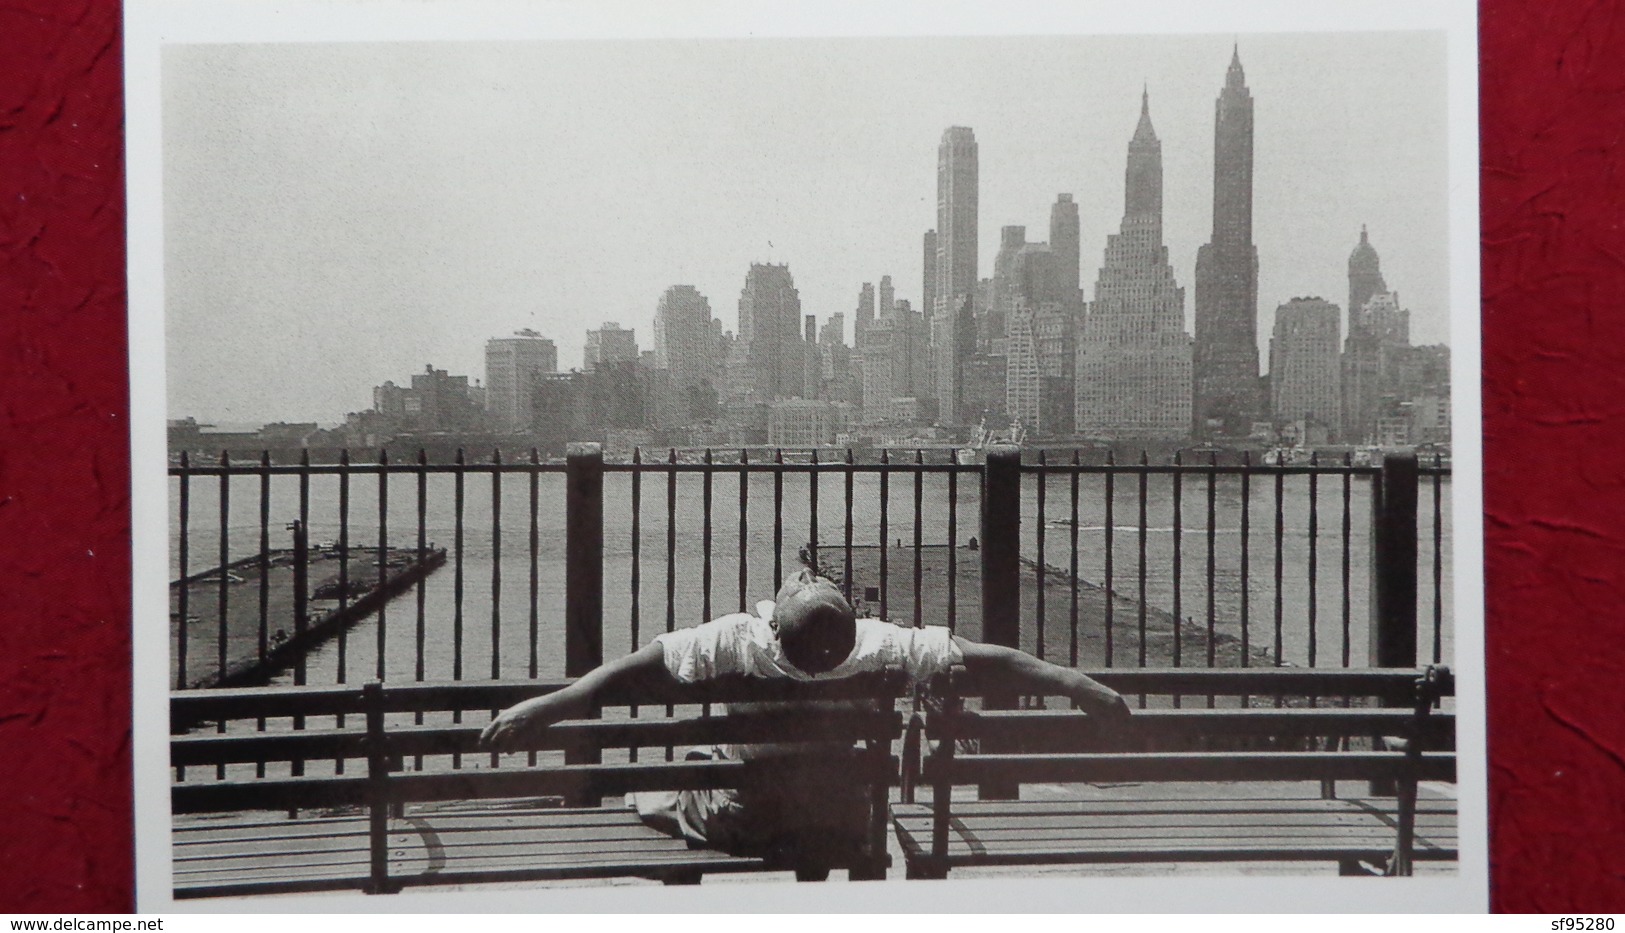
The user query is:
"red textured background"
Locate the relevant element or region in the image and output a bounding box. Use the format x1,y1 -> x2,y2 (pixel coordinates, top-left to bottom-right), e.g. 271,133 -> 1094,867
1,0 -> 1622,914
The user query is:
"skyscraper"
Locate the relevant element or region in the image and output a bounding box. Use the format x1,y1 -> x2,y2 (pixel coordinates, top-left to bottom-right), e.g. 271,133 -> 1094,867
1269,297 -> 1342,437
1075,92 -> 1194,440
583,322 -> 638,371
1049,193 -> 1082,313
1340,228 -> 1408,442
652,285 -> 720,389
651,285 -> 722,426
1347,226 -> 1387,321
922,230 -> 938,330
1193,47 -> 1262,439
854,282 -> 875,352
485,330 -> 558,432
934,127 -> 978,426
737,262 -> 804,402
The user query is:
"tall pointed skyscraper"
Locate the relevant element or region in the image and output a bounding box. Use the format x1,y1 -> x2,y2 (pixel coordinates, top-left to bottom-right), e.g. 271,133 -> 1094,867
1193,46 -> 1261,439
933,126 -> 978,426
1075,91 -> 1193,440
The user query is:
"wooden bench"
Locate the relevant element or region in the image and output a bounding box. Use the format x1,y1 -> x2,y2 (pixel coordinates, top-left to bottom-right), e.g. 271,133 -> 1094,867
892,666 -> 1456,879
170,671 -> 907,898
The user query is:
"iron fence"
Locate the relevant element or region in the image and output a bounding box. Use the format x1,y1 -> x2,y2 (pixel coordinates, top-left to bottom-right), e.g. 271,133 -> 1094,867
168,444 -> 1451,694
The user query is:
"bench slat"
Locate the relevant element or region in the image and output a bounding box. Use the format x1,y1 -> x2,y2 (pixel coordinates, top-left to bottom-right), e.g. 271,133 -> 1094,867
947,668 -> 1443,703
928,751 -> 1456,785
171,710 -> 900,766
892,797 -> 1459,867
946,708 -> 1455,746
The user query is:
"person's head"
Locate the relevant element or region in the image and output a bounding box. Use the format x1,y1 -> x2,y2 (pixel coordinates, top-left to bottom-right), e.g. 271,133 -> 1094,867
770,569 -> 856,675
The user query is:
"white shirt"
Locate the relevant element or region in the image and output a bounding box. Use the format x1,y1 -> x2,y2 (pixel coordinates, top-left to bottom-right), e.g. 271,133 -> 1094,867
653,600 -> 963,684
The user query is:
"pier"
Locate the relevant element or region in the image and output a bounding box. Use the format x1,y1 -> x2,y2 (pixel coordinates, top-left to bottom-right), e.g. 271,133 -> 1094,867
169,544 -> 447,689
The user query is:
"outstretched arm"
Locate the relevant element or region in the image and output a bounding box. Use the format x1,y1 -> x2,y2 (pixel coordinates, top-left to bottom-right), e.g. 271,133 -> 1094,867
951,637 -> 1131,724
479,642 -> 669,752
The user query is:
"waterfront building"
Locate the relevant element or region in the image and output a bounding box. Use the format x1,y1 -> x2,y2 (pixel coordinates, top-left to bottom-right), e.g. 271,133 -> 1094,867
485,330 -> 557,433
1268,297 -> 1342,437
736,262 -> 805,403
767,398 -> 855,448
1193,47 -> 1263,439
1075,92 -> 1194,441
934,127 -> 978,426
583,322 -> 638,372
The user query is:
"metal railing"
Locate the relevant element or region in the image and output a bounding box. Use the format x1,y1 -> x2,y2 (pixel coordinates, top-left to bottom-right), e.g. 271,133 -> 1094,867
169,444 -> 1451,692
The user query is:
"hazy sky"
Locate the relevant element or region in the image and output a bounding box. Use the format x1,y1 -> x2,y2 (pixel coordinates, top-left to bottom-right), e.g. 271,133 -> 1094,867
164,31 -> 1450,425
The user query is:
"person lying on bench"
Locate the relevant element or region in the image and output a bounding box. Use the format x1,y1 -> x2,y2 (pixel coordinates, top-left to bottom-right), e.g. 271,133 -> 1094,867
478,568 -> 1130,866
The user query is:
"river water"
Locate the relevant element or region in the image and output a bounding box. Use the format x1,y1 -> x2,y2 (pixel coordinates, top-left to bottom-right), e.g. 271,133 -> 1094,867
168,469 -> 1453,685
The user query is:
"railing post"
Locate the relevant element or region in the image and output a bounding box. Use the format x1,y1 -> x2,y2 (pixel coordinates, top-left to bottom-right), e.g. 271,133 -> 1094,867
564,442 -> 604,800
1369,450 -> 1418,669
565,442 -> 605,679
1367,450 -> 1417,799
979,444 -> 1021,800
980,444 -> 1022,649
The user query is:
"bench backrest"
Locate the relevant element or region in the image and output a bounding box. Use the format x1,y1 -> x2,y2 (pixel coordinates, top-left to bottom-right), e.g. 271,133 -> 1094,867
910,666 -> 1456,875
171,671 -> 909,892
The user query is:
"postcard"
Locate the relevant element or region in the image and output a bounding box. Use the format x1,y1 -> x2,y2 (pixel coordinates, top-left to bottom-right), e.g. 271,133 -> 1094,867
126,0 -> 1486,912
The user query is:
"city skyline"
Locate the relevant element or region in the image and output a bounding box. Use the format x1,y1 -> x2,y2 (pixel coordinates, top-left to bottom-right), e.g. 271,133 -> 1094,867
164,31 -> 1450,425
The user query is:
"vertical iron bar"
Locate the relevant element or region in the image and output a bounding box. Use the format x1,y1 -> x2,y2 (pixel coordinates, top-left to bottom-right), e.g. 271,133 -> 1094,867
810,449 -> 821,574
337,449 -> 350,689
1138,451 -> 1149,674
1104,449 -> 1115,667
843,448 -> 854,604
1205,452 -> 1216,678
629,449 -> 643,765
378,450 -> 389,682
666,449 -> 677,638
947,459 -> 958,634
217,451 -> 230,688
1172,451 -> 1183,710
415,450 -> 428,685
1308,453 -> 1320,668
702,448 -> 713,621
176,453 -> 189,691
414,450 -> 427,768
1069,450 -> 1080,667
738,450 -> 749,610
1342,453 -> 1353,668
913,450 -> 923,629
773,449 -> 785,586
878,450 -> 889,620
453,448 -> 465,683
1240,451 -> 1252,669
630,448 -> 642,651
296,450 -> 309,693
529,449 -> 540,679
1036,451 -> 1047,660
1433,454 -> 1444,664
665,449 -> 677,762
490,449 -> 501,680
258,452 -> 270,671
1274,465 -> 1285,668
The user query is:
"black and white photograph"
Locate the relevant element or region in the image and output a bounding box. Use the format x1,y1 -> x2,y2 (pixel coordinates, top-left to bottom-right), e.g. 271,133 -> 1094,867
127,0 -> 1486,912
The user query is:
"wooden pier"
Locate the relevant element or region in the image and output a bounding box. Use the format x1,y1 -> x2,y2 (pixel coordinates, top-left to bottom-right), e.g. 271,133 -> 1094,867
170,545 -> 447,689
